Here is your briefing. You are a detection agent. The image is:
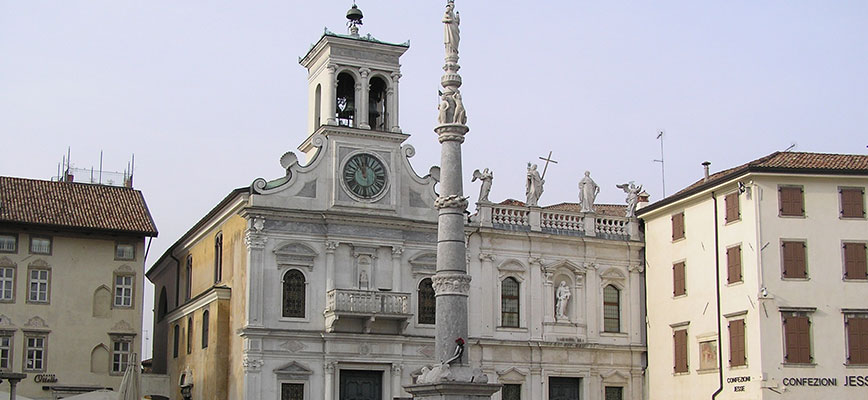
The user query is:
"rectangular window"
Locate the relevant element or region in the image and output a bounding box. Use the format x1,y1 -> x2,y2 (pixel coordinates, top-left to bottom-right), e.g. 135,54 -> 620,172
782,241 -> 807,279
114,275 -> 134,307
29,237 -> 51,255
672,212 -> 685,241
24,335 -> 46,372
605,386 -> 623,400
0,266 -> 14,301
783,313 -> 812,364
727,245 -> 742,284
28,269 -> 50,303
674,329 -> 688,373
501,278 -> 520,328
699,339 -> 717,371
0,333 -> 11,370
846,314 -> 868,365
0,234 -> 17,253
844,242 -> 868,280
779,186 -> 804,217
841,187 -> 866,218
725,192 -> 740,223
502,384 -> 521,400
673,261 -> 686,297
280,383 -> 304,400
115,243 -> 135,260
603,285 -> 621,333
729,319 -> 746,367
111,338 -> 131,374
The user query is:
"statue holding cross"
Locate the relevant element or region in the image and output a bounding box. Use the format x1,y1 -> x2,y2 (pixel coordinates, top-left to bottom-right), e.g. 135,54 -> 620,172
526,152 -> 557,207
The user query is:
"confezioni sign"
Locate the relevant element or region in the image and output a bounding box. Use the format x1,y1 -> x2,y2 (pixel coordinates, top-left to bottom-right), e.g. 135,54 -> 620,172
34,374 -> 58,383
782,377 -> 837,387
727,376 -> 750,392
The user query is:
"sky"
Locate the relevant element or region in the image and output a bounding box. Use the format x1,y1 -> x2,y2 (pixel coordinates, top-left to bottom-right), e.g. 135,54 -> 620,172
2,1 -> 867,358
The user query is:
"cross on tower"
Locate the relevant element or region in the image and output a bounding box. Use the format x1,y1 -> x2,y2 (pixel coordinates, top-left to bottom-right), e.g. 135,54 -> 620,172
538,151 -> 558,180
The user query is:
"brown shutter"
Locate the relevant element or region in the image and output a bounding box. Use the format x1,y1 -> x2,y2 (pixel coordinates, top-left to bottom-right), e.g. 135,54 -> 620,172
848,317 -> 868,364
672,212 -> 685,240
727,246 -> 742,284
782,241 -> 806,278
673,262 -> 686,296
729,319 -> 745,366
841,188 -> 865,218
725,192 -> 740,223
785,315 -> 811,364
845,243 -> 868,280
674,329 -> 688,373
779,186 -> 804,216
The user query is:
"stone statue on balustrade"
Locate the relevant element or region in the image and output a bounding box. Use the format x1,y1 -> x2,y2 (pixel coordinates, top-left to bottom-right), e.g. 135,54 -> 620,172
578,171 -> 599,213
616,181 -> 643,218
526,163 -> 544,207
472,168 -> 493,203
555,281 -> 571,320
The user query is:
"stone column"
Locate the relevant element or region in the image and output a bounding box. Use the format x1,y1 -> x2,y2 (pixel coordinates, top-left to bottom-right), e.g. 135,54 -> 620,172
325,241 -> 338,292
324,362 -> 336,400
324,64 -> 337,126
244,217 -> 267,327
392,246 -> 404,292
543,271 -> 555,324
359,68 -> 371,129
390,72 -> 402,132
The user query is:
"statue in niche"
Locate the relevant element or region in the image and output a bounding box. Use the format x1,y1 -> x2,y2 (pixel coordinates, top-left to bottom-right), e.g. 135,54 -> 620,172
526,163 -> 544,207
617,181 -> 643,218
443,1 -> 460,57
471,168 -> 493,203
555,281 -> 571,320
578,171 -> 600,213
452,91 -> 466,124
359,269 -> 369,290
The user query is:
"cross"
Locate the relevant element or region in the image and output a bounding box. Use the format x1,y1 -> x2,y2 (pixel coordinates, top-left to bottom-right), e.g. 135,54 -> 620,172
538,151 -> 558,180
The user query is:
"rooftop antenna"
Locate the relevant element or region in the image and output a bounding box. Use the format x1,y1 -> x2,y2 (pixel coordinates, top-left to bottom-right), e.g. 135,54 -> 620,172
99,150 -> 104,184
783,142 -> 797,152
346,2 -> 363,37
653,130 -> 666,197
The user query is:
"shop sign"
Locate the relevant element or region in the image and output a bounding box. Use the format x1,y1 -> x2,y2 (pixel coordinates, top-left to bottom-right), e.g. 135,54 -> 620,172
34,374 -> 58,383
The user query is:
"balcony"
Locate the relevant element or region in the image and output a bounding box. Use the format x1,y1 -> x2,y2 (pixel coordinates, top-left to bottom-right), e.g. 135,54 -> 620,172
324,289 -> 412,334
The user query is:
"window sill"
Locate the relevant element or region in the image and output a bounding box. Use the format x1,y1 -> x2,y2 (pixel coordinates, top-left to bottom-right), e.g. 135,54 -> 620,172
673,294 -> 687,299
778,214 -> 806,219
726,281 -> 744,287
279,316 -> 310,323
673,371 -> 690,376
729,364 -> 748,370
845,363 -> 868,368
781,362 -> 816,368
781,277 -> 809,281
26,301 -> 50,305
724,219 -> 741,226
843,278 -> 868,282
496,326 -> 527,333
601,331 -> 628,337
672,237 -> 686,244
696,368 -> 718,375
839,216 -> 866,220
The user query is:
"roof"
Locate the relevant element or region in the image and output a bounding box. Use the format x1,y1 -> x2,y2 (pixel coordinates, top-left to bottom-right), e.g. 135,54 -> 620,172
638,151 -> 868,216
495,199 -> 628,217
0,176 -> 158,236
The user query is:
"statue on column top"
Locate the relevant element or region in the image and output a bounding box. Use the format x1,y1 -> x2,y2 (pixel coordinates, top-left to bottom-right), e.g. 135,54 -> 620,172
443,1 -> 460,57
578,171 -> 599,213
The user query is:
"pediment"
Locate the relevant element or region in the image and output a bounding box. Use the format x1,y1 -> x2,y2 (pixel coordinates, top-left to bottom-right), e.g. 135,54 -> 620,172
111,320 -> 134,333
29,259 -> 50,267
0,314 -> 15,328
497,259 -> 525,273
25,316 -> 48,330
410,253 -> 436,275
543,259 -> 586,274
600,369 -> 630,383
0,256 -> 14,266
274,361 -> 313,379
274,242 -> 317,269
115,264 -> 135,274
497,367 -> 529,383
600,267 -> 626,281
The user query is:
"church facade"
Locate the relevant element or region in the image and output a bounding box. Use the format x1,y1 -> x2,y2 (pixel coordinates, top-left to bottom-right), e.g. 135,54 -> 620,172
146,9 -> 645,400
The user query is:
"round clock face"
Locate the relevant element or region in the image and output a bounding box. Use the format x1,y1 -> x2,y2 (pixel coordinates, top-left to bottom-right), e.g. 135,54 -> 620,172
342,153 -> 387,199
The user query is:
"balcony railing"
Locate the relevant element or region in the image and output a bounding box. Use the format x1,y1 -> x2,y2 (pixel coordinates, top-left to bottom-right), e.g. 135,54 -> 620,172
476,202 -> 639,241
324,289 -> 412,333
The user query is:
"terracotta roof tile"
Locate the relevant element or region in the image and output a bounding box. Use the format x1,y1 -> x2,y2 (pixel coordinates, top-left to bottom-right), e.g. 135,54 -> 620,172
0,176 -> 158,236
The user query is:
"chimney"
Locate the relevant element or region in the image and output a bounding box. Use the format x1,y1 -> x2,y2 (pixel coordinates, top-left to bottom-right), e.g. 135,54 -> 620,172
702,161 -> 711,182
636,191 -> 651,210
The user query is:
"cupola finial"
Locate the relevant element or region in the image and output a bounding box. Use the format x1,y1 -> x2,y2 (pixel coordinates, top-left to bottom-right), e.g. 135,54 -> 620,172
346,2 -> 363,37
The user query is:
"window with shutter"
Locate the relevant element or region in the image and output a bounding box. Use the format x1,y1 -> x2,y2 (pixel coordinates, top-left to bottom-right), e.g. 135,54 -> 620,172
672,212 -> 685,241
725,192 -> 740,223
729,319 -> 746,367
844,243 -> 868,280
782,241 -> 807,279
779,186 -> 804,217
727,245 -> 742,284
674,329 -> 688,373
840,188 -> 865,218
846,315 -> 868,365
673,262 -> 686,297
783,314 -> 811,364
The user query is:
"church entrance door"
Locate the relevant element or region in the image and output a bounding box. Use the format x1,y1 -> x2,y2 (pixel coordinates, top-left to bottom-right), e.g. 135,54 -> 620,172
339,369 -> 382,400
549,377 -> 581,400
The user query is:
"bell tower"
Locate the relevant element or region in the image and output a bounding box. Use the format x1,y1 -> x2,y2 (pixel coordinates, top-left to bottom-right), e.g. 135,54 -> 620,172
299,4 -> 409,134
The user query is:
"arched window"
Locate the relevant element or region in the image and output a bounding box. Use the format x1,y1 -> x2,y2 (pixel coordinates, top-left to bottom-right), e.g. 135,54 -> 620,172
173,324 -> 179,358
186,317 -> 193,354
158,287 -> 168,321
368,76 -> 388,131
201,310 -> 209,349
336,72 -> 356,127
214,232 -> 223,283
418,278 -> 435,324
603,285 -> 620,333
501,277 -> 520,328
282,270 -> 305,318
185,255 -> 193,301
314,84 -> 322,128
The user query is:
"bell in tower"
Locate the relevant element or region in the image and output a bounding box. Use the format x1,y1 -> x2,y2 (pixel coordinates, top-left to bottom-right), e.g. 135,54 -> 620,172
299,4 -> 409,134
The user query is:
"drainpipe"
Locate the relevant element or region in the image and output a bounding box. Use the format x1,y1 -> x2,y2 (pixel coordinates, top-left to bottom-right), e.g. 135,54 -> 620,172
711,190 -> 724,400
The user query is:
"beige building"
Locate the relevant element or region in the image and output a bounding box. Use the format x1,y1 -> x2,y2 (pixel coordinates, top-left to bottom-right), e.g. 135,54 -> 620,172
638,152 -> 868,399
0,176 -> 157,399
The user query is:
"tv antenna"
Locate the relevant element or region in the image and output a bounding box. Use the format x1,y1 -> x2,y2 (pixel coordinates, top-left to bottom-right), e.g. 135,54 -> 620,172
653,130 -> 666,197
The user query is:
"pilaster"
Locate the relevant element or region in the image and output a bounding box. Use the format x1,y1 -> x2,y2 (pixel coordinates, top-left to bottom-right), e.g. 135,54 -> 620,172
244,217 -> 267,328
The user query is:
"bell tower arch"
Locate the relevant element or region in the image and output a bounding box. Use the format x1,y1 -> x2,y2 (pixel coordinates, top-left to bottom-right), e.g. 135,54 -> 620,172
299,5 -> 409,134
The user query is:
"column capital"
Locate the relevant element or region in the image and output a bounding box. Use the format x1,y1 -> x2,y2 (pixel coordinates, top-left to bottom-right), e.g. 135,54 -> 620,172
392,246 -> 404,257
245,232 -> 267,250
325,241 -> 339,252
478,253 -> 496,262
432,273 -> 472,296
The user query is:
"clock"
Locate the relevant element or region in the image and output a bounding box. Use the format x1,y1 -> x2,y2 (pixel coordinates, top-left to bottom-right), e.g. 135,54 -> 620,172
342,153 -> 387,199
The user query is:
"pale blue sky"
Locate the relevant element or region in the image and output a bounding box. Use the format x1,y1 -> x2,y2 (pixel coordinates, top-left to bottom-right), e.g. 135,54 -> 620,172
2,1 -> 866,357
